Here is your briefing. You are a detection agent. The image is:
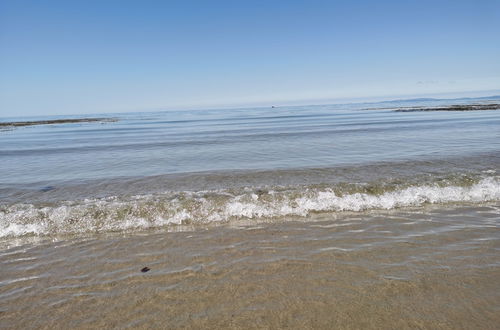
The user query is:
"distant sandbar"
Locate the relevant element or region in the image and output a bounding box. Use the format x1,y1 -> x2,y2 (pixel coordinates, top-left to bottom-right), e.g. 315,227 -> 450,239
0,118 -> 117,128
393,104 -> 500,112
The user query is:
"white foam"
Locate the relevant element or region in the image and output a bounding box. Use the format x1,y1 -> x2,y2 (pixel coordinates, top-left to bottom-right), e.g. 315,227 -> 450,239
222,177 -> 500,218
1,177 -> 499,238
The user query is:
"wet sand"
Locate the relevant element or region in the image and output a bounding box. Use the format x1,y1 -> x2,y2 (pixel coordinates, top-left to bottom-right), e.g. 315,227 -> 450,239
1,203 -> 499,329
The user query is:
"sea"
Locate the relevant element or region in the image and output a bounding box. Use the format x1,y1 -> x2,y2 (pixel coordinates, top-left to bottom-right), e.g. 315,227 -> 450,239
1,96 -> 499,328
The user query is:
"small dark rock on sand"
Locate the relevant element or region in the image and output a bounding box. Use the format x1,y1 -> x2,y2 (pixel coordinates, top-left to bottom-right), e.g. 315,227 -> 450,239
141,267 -> 151,273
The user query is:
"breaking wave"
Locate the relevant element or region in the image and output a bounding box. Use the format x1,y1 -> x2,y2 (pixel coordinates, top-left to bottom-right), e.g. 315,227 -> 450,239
1,177 -> 499,238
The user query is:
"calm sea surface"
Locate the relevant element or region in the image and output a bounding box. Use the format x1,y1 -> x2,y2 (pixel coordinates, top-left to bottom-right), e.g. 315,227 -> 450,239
1,99 -> 500,185
1,97 -> 499,328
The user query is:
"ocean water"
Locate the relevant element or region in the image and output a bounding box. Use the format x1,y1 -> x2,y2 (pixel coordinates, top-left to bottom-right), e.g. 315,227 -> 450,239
1,97 -> 499,237
1,97 -> 500,328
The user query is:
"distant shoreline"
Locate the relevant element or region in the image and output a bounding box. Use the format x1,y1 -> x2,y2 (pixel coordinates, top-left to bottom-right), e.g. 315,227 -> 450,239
0,118 -> 118,127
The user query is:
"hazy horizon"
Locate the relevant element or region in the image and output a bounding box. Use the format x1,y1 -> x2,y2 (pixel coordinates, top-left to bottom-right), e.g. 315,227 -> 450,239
1,89 -> 500,119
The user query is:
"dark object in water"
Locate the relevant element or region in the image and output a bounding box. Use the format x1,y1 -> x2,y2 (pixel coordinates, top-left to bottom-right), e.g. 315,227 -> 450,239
0,118 -> 118,128
141,267 -> 150,273
39,186 -> 55,192
255,189 -> 267,196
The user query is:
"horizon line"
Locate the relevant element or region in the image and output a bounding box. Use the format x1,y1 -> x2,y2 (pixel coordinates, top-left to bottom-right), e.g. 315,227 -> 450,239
2,89 -> 500,119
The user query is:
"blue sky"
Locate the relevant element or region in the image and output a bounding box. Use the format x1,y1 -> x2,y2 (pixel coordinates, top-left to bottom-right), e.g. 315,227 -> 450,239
1,0 -> 499,116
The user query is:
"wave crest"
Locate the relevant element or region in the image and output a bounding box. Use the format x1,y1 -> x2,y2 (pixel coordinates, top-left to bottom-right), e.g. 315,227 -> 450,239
1,177 -> 499,238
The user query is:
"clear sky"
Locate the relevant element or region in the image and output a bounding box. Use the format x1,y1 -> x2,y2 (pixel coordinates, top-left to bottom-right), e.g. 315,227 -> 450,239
1,0 -> 500,116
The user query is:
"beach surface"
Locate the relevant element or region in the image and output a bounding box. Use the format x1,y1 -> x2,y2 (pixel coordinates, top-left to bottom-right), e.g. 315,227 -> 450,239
1,204 -> 499,329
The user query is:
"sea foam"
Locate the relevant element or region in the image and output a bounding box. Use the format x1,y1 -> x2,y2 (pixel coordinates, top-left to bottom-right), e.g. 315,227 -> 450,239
1,177 -> 499,238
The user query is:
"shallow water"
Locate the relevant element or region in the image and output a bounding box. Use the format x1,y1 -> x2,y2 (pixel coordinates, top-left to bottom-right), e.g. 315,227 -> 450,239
1,204 -> 499,329
1,97 -> 500,328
